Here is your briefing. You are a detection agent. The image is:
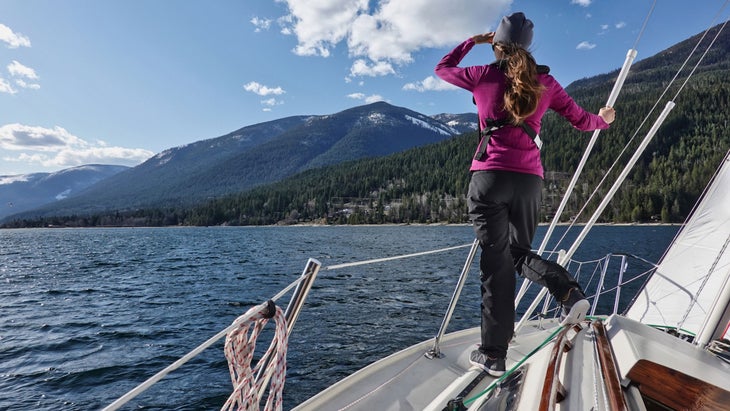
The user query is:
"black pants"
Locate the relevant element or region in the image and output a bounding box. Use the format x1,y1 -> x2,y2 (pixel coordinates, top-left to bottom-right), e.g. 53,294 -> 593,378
468,170 -> 580,358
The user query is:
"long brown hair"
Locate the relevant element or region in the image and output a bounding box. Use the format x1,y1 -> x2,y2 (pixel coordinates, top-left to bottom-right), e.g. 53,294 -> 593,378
494,42 -> 544,125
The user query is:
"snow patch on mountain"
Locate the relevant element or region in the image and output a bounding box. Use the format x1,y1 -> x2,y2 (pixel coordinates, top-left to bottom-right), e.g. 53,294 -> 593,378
404,115 -> 456,136
446,119 -> 478,130
154,149 -> 174,166
55,189 -> 72,200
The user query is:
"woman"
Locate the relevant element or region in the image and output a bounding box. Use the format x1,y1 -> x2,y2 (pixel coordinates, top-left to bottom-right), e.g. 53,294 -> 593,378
435,12 -> 615,376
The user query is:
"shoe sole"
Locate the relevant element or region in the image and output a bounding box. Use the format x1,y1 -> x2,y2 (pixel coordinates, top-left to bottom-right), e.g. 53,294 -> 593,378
469,360 -> 506,377
560,299 -> 590,326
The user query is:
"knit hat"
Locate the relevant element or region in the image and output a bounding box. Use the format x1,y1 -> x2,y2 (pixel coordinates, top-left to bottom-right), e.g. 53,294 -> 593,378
493,12 -> 533,49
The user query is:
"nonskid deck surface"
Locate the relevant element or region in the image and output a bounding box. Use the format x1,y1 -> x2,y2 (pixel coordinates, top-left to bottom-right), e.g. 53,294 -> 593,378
293,319 -> 561,411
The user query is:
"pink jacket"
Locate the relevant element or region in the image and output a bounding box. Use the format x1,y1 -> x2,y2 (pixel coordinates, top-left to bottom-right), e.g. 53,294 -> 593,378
435,38 -> 609,178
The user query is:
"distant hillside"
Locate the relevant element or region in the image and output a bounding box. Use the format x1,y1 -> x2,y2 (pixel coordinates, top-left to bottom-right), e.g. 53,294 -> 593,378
4,102 -> 471,222
0,165 -> 128,220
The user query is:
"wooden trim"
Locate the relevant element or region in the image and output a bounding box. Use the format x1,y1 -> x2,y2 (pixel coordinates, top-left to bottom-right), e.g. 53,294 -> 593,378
592,320 -> 629,411
627,359 -> 730,410
539,324 -> 581,411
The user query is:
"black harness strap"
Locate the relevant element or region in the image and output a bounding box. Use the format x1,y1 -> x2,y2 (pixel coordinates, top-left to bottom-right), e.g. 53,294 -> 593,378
474,119 -> 540,161
471,62 -> 549,161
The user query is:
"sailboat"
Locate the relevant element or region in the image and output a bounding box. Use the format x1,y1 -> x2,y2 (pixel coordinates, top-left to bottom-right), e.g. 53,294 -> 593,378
289,5 -> 730,409
290,149 -> 730,411
104,4 -> 730,411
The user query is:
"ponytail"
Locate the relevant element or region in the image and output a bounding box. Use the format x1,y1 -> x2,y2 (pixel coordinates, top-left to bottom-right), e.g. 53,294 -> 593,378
494,42 -> 544,125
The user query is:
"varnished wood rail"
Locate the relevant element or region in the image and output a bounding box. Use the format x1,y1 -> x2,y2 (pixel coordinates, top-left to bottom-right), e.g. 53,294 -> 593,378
539,323 -> 582,411
593,320 -> 629,411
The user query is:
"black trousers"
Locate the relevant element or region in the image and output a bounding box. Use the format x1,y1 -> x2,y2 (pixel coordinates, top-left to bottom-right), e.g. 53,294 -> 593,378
467,170 -> 580,358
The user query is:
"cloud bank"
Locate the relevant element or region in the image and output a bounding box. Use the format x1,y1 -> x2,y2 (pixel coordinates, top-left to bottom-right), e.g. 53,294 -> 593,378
269,0 -> 511,78
0,124 -> 153,171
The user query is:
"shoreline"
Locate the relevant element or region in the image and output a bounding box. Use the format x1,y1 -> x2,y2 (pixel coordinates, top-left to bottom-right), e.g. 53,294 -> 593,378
1,222 -> 683,230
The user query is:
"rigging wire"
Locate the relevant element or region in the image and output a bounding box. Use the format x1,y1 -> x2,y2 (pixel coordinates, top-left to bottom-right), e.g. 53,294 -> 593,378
672,17 -> 730,100
545,0 -> 730,260
540,0 -> 657,256
515,0 -> 658,312
632,0 -> 657,51
517,1 -> 730,332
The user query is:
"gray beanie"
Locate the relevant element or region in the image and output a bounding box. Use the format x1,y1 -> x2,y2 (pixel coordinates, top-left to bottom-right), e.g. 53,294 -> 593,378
493,12 -> 533,49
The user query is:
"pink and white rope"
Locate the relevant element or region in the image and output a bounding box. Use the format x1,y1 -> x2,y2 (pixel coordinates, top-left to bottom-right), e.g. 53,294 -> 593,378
221,302 -> 288,411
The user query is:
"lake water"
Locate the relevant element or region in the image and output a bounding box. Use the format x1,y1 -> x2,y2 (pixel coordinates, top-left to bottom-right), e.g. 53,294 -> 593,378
0,224 -> 679,410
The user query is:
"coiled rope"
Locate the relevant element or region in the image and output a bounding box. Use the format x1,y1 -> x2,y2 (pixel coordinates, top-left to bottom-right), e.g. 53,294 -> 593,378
222,301 -> 288,411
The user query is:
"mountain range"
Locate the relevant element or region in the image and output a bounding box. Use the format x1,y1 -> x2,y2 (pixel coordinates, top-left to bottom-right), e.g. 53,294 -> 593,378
0,165 -> 128,221
1,103 -> 477,222
4,22 -> 730,226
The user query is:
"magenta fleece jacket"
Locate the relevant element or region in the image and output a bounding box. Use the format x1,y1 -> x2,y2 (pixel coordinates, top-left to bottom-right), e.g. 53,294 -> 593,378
435,38 -> 609,178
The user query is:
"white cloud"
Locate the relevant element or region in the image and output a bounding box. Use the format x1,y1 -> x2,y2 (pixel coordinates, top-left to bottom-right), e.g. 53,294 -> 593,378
261,97 -> 283,107
364,94 -> 384,104
8,60 -> 38,79
403,75 -> 459,92
251,17 -> 272,32
0,124 -> 85,151
276,0 -> 511,77
0,123 -> 153,168
576,41 -> 597,50
279,0 -> 366,58
244,82 -> 286,110
0,77 -> 15,94
600,21 -> 625,35
243,81 -> 285,96
277,14 -> 294,35
7,61 -> 40,89
15,79 -> 40,90
349,59 -> 395,77
348,92 -> 384,104
11,147 -> 153,168
571,0 -> 592,6
0,24 -> 31,48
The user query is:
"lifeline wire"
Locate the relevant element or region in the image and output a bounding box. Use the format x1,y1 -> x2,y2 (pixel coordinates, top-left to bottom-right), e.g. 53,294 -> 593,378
103,242 -> 472,410
324,243 -> 472,270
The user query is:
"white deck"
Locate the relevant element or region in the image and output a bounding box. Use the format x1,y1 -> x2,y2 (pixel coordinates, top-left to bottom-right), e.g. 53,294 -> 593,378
293,316 -> 730,410
293,319 -> 560,411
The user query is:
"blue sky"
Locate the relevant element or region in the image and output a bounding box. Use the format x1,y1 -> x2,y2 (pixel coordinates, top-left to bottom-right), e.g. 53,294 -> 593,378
1,0 -> 728,175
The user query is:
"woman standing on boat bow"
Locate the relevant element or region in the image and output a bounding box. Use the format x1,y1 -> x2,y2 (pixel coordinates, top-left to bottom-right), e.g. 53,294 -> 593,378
435,12 -> 615,377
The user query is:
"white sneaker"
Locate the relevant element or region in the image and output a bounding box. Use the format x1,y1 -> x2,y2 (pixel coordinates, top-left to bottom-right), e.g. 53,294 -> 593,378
560,298 -> 589,326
